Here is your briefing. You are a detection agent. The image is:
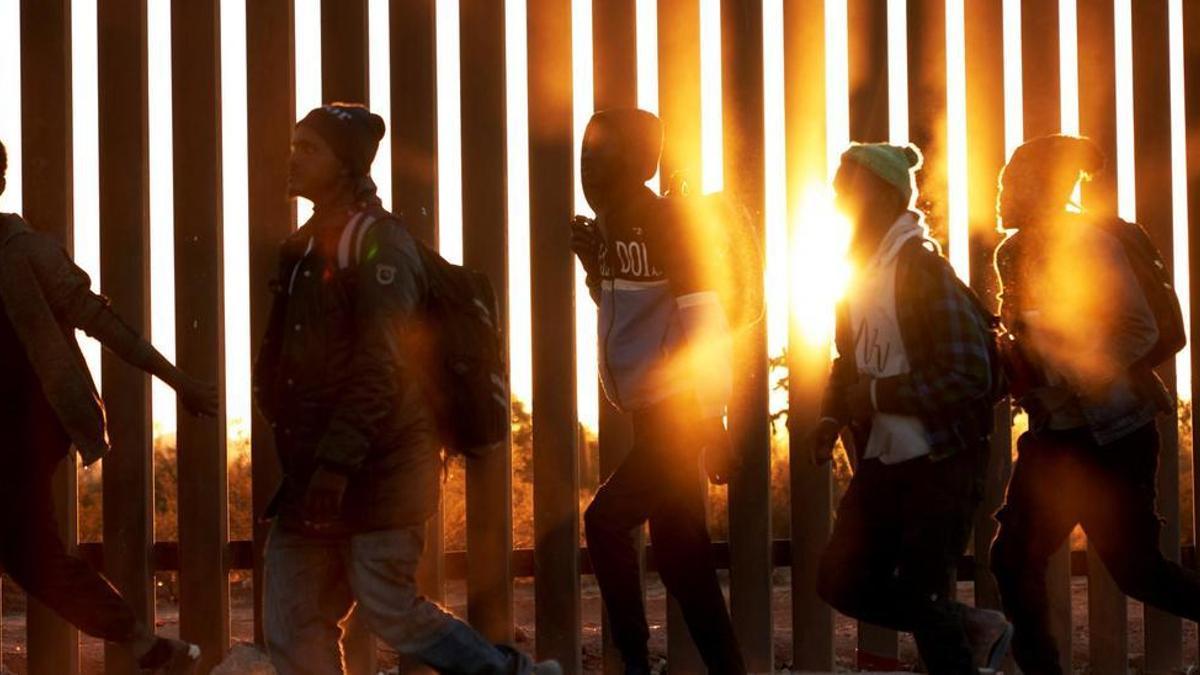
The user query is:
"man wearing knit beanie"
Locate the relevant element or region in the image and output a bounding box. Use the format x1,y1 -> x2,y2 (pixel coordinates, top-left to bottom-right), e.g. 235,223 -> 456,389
808,142 -> 1013,673
291,103 -> 386,204
259,105 -> 559,675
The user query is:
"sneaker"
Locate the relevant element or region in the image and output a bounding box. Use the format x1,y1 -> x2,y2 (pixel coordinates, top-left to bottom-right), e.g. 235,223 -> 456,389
533,660 -> 563,675
965,607 -> 1013,673
138,637 -> 201,675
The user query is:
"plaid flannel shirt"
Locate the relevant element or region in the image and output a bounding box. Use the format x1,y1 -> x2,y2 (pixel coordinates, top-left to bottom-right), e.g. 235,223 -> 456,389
822,238 -> 994,460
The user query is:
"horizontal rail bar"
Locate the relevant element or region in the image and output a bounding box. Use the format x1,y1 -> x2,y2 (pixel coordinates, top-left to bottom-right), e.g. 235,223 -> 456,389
74,540 -> 1196,582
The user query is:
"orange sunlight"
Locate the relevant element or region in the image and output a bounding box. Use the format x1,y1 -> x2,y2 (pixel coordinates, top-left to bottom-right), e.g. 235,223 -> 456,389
0,0 -> 1192,444
789,186 -> 854,350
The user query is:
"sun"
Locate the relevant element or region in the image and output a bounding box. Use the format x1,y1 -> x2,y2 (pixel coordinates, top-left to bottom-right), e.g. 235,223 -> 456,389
785,184 -> 854,350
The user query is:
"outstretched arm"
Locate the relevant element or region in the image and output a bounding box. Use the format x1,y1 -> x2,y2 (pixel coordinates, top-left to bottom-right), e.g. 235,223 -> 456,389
25,232 -> 218,416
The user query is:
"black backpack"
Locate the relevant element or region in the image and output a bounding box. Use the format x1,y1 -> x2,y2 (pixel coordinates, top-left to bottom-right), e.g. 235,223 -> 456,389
339,208 -> 509,459
1094,218 -> 1186,371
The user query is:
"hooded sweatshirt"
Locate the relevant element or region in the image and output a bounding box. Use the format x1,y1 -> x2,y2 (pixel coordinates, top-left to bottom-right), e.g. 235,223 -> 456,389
590,186 -> 732,419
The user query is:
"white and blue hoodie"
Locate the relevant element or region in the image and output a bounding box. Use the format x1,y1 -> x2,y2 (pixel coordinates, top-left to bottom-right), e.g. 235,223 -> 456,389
589,185 -> 732,419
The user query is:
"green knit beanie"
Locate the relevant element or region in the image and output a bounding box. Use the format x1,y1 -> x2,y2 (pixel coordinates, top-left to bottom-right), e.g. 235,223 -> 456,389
840,142 -> 924,206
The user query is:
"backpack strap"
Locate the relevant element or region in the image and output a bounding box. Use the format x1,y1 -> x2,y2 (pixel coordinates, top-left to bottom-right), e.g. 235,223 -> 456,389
910,239 -> 1000,327
337,210 -> 377,270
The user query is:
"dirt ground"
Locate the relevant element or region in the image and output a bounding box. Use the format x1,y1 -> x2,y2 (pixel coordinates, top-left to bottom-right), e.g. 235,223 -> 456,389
3,573 -> 1197,673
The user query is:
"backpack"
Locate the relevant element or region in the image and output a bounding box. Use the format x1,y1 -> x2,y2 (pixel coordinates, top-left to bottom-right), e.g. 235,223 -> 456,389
659,189 -> 764,332
1093,218 -> 1186,371
338,208 -> 509,459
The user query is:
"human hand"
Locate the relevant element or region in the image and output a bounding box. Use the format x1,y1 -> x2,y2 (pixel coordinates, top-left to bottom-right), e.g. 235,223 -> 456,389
570,215 -> 601,276
806,417 -> 842,466
302,467 -> 349,530
175,375 -> 219,418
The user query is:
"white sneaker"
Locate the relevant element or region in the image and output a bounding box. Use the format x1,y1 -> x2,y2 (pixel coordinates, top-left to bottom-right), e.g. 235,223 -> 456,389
533,660 -> 563,675
140,638 -> 201,675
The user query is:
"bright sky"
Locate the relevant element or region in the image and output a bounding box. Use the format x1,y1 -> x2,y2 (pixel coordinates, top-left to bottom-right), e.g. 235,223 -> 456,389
0,0 -> 1192,448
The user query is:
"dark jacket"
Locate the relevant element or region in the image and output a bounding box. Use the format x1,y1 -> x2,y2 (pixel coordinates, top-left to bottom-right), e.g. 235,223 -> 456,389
823,236 -> 995,461
585,186 -> 733,418
1,213 -> 159,467
994,214 -> 1171,444
254,202 -> 438,532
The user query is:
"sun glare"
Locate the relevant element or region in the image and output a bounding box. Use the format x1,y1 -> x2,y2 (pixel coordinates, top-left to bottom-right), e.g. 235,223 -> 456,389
791,186 -> 853,348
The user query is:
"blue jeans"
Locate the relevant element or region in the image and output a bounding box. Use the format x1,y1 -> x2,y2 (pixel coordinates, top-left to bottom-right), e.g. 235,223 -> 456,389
265,522 -> 531,674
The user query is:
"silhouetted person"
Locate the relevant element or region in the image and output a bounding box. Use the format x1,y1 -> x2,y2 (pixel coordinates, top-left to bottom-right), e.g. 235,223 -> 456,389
809,143 -> 1012,674
571,109 -> 745,675
0,139 -> 218,673
254,104 -> 558,675
988,135 -> 1200,674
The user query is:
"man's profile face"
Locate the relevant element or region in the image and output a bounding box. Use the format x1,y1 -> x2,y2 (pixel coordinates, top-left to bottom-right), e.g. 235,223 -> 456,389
581,121 -> 629,213
288,125 -> 344,201
835,160 -> 904,255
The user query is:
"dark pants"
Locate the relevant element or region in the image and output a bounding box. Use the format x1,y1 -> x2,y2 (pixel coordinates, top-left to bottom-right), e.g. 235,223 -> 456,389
991,423 -> 1200,674
0,432 -> 139,644
817,448 -> 983,675
583,396 -> 745,674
